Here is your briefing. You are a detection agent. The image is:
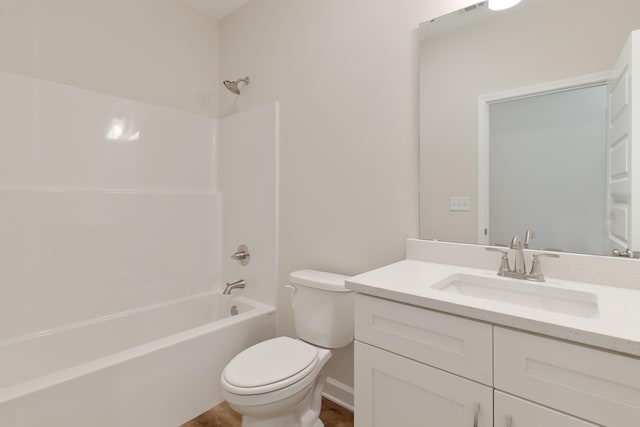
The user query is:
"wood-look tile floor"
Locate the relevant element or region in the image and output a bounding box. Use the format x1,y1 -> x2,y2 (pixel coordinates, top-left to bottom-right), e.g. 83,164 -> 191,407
181,397 -> 353,427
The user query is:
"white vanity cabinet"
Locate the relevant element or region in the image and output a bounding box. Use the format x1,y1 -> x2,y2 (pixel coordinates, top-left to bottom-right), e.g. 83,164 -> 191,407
353,294 -> 640,427
354,294 -> 493,426
355,342 -> 492,427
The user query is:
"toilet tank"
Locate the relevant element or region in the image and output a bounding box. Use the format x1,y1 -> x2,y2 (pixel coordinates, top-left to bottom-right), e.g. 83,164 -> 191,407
288,270 -> 354,349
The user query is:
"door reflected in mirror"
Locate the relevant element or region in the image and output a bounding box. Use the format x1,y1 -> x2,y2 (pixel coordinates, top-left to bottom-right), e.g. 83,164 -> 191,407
486,85 -> 607,255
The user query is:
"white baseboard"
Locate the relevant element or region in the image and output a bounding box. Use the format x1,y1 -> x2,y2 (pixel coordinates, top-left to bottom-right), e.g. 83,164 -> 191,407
322,377 -> 354,412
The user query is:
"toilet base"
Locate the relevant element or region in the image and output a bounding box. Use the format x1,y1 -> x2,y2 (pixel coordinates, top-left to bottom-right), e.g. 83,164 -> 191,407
241,416 -> 324,427
236,382 -> 326,427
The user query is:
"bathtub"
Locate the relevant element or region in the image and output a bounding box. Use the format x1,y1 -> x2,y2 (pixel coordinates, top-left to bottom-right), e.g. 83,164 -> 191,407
0,292 -> 275,427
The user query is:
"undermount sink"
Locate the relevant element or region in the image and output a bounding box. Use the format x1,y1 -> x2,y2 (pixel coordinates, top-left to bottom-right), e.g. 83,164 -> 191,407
431,274 -> 599,317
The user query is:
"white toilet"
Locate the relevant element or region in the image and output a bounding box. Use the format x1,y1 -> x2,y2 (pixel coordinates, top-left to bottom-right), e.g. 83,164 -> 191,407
221,269 -> 354,427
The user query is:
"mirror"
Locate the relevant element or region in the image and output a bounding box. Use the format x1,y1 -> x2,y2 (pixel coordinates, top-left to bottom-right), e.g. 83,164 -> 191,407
419,0 -> 640,256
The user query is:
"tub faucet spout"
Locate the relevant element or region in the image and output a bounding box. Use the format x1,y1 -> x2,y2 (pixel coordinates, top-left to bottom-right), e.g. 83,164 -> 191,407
223,279 -> 246,295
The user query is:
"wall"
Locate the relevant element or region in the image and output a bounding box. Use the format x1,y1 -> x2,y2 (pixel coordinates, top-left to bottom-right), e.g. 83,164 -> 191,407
0,0 -> 220,117
219,0 -> 476,406
420,0 -> 640,243
0,0 -> 221,341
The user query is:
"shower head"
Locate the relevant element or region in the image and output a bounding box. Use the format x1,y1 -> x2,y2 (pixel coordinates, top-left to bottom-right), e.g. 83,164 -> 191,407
223,77 -> 250,95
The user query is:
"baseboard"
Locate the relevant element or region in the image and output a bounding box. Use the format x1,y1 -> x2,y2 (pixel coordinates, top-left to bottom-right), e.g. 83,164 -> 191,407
322,377 -> 354,412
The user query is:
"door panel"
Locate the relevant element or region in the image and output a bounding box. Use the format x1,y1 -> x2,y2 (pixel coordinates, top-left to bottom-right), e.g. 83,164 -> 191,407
607,30 -> 639,254
354,341 -> 492,427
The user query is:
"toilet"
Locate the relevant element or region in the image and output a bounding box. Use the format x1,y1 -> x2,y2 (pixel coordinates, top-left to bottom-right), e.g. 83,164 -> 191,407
221,269 -> 354,427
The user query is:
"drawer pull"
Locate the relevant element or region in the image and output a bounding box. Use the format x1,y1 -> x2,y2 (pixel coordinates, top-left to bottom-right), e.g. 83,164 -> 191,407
473,402 -> 480,427
506,415 -> 513,427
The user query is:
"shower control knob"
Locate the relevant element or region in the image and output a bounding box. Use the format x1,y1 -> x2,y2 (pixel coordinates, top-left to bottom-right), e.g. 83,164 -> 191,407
231,244 -> 250,266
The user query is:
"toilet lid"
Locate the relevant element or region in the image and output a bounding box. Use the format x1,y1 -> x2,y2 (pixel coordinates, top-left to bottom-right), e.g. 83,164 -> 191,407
222,336 -> 319,394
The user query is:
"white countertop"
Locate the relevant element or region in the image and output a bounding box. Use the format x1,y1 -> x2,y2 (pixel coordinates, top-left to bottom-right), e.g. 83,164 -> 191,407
346,259 -> 640,357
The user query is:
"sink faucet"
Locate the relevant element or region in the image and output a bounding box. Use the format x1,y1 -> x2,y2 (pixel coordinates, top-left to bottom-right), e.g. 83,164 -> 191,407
486,235 -> 559,282
223,279 -> 246,295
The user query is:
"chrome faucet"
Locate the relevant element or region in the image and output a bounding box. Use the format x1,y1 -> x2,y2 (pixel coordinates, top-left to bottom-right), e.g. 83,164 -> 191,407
223,279 -> 246,295
486,233 -> 559,282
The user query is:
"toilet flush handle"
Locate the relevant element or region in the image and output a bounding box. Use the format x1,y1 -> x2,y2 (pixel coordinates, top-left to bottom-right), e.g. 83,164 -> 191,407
284,284 -> 297,294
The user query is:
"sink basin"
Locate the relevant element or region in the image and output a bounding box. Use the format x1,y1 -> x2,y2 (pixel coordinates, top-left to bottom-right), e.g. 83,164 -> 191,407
431,274 -> 599,317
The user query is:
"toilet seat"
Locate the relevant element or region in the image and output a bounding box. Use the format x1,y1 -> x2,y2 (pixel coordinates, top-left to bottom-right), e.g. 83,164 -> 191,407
222,337 -> 319,395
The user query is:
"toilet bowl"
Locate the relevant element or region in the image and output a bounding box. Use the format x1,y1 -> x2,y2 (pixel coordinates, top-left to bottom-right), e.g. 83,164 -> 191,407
221,270 -> 353,427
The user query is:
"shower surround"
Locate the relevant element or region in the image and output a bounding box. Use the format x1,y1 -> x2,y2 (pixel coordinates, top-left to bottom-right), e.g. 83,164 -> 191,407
0,0 -> 224,344
0,65 -> 280,423
0,2 -> 283,424
0,69 -> 221,342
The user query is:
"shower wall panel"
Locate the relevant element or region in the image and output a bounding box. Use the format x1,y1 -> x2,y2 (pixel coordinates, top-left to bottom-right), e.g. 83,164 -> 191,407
0,70 -> 220,341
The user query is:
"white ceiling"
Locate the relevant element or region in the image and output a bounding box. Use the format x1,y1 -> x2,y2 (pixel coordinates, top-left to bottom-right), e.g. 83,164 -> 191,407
177,0 -> 249,20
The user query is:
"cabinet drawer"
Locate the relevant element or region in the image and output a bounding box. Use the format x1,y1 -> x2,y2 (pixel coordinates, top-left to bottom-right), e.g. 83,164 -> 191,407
494,327 -> 640,426
355,341 -> 493,427
355,294 -> 493,385
494,391 -> 598,427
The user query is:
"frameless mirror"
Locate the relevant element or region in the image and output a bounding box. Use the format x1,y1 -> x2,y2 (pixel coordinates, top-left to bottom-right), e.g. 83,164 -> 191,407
419,0 -> 640,256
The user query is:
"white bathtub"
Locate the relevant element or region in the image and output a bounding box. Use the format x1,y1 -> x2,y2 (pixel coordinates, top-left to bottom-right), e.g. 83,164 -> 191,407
0,292 -> 275,427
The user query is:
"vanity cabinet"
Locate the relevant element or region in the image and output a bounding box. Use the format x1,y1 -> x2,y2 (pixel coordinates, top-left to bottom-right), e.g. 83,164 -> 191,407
353,294 -> 640,427
354,294 -> 493,426
355,342 -> 492,427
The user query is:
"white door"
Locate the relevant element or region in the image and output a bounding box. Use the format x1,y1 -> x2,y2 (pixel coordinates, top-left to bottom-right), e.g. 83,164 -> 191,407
354,341 -> 493,427
606,30 -> 639,255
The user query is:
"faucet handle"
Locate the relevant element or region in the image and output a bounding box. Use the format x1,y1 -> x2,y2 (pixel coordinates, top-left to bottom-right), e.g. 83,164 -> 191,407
486,247 -> 508,255
529,252 -> 560,281
486,247 -> 511,276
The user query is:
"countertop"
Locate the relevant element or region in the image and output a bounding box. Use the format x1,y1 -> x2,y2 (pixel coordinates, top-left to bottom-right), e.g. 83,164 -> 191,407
346,259 -> 640,357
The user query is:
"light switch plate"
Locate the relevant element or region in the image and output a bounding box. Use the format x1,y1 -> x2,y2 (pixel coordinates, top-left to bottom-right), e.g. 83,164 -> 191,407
450,197 -> 470,211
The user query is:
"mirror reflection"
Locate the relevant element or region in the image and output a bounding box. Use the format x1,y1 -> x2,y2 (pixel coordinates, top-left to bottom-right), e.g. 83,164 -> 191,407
419,0 -> 640,256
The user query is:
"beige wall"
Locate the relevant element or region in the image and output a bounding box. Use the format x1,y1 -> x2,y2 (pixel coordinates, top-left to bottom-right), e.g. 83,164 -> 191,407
420,0 -> 640,243
219,0 -> 476,397
0,0 -> 220,116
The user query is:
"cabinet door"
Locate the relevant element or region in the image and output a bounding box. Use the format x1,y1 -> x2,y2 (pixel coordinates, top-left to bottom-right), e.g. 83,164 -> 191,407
495,391 -> 598,427
354,341 -> 492,427
494,327 -> 640,426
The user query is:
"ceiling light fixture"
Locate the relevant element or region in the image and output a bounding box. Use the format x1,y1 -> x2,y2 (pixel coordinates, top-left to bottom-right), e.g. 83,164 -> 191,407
488,0 -> 522,11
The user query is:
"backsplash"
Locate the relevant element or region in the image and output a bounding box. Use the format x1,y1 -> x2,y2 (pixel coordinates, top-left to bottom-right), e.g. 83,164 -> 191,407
407,239 -> 640,290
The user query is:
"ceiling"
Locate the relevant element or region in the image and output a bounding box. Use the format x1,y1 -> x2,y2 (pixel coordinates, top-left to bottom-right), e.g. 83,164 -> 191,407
177,0 -> 250,20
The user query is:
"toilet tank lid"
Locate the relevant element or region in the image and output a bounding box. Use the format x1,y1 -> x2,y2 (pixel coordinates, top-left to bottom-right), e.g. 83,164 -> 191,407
289,269 -> 352,292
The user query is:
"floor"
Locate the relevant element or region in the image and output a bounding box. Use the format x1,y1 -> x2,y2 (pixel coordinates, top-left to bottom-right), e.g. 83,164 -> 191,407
181,397 -> 354,427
